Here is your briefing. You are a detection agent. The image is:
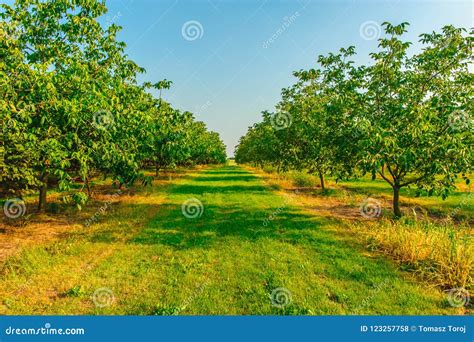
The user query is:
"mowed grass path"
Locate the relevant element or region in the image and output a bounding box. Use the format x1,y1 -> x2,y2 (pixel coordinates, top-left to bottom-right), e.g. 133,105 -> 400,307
0,165 -> 456,314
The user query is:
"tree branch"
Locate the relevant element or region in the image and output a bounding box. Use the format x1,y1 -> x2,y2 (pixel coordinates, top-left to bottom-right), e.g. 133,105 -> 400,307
378,167 -> 394,187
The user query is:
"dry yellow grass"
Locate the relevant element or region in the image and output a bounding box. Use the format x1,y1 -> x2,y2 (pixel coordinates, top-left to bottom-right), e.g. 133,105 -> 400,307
353,220 -> 473,290
248,165 -> 473,295
0,167 -> 201,262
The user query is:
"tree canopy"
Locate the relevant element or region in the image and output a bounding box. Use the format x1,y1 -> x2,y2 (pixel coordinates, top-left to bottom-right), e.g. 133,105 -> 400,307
1,0 -> 227,210
235,22 -> 473,216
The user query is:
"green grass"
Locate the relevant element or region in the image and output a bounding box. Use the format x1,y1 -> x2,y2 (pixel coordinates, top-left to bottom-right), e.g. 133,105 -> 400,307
338,177 -> 473,216
0,165 -> 462,314
271,170 -> 473,220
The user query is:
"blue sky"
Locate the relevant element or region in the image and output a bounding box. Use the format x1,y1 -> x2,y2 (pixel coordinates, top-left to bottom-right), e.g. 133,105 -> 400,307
103,1 -> 470,155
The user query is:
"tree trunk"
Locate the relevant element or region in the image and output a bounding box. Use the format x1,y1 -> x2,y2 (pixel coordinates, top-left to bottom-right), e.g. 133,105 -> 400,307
85,176 -> 92,197
155,163 -> 159,176
393,186 -> 401,217
38,173 -> 48,212
318,170 -> 326,191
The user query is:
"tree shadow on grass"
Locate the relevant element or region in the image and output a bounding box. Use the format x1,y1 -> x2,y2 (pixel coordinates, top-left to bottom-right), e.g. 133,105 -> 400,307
192,175 -> 258,182
129,203 -> 327,249
126,165 -> 332,249
201,167 -> 249,175
73,165 -> 449,315
124,200 -> 407,299
170,184 -> 269,195
87,201 -> 325,249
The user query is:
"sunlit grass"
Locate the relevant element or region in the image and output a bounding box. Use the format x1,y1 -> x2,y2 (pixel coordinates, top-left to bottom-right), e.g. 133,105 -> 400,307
261,167 -> 473,220
0,165 -> 464,315
249,166 -> 472,311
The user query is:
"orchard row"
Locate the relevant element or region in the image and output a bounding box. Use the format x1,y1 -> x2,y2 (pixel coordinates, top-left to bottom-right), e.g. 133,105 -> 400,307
235,23 -> 473,216
1,0 -> 227,211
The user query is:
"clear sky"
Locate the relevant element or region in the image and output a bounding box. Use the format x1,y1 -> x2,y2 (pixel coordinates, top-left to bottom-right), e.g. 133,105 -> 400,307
55,1 -> 474,156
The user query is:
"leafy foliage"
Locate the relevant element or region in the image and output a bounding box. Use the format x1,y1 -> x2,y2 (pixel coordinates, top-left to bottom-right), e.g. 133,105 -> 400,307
235,22 -> 473,216
0,0 -> 226,210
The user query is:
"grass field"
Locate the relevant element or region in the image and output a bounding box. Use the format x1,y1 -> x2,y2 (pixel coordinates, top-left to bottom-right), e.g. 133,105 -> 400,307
0,164 -> 470,315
